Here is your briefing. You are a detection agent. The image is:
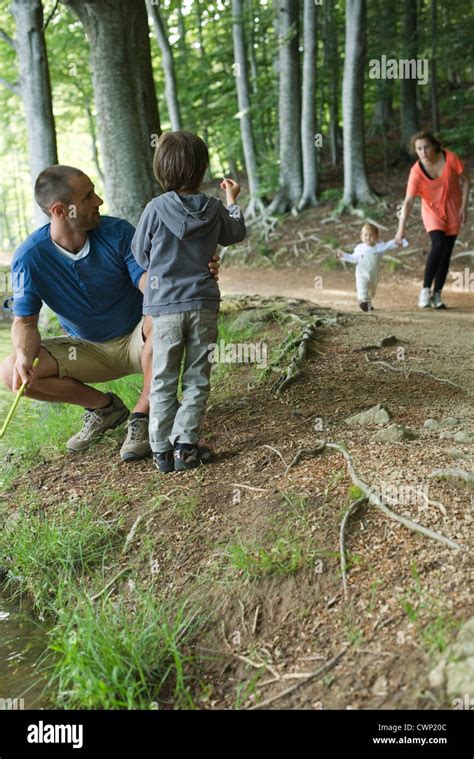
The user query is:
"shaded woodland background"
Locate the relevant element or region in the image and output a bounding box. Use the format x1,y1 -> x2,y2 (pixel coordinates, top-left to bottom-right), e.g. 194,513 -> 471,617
0,0 -> 473,253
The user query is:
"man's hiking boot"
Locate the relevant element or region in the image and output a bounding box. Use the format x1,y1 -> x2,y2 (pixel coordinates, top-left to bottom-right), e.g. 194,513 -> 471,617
174,443 -> 201,471
120,415 -> 151,462
153,451 -> 175,473
67,393 -> 129,453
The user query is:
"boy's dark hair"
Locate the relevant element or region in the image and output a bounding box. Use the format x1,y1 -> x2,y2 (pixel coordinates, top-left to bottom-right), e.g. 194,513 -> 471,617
410,131 -> 443,154
34,165 -> 85,216
153,131 -> 209,193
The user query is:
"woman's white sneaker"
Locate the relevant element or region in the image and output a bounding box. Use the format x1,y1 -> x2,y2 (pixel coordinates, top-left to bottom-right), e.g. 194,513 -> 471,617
431,291 -> 446,309
418,287 -> 432,308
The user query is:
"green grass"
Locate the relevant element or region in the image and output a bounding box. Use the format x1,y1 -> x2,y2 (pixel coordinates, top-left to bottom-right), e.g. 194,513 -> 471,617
398,561 -> 460,655
0,502 -> 122,612
225,489 -> 333,579
47,592 -> 199,709
172,492 -> 199,522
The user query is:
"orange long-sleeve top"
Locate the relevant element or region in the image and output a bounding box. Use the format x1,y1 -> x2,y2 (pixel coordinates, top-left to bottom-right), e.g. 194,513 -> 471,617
406,149 -> 465,235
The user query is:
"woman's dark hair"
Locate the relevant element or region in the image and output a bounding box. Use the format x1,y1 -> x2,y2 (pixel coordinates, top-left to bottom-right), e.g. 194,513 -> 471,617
153,131 -> 209,193
410,131 -> 443,154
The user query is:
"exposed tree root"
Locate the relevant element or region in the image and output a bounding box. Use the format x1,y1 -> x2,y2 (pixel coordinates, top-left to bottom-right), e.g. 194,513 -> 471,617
317,441 -> 465,551
284,444 -> 327,476
271,323 -> 317,395
248,645 -> 350,710
430,468 -> 474,485
364,354 -> 465,391
340,496 -> 368,599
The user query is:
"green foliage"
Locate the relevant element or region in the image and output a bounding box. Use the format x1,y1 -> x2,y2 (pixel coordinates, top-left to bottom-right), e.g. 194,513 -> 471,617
225,489 -> 332,579
0,503 -> 120,611
47,594 -> 198,709
320,188 -> 343,202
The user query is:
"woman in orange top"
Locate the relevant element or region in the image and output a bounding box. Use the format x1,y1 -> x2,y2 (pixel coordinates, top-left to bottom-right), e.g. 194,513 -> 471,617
395,132 -> 470,308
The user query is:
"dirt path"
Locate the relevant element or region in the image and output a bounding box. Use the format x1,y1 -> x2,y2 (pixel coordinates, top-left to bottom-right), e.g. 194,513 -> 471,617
3,269 -> 473,710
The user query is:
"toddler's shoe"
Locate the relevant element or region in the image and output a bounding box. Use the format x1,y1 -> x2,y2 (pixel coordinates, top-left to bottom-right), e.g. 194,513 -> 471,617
359,301 -> 369,312
153,451 -> 175,473
174,443 -> 201,471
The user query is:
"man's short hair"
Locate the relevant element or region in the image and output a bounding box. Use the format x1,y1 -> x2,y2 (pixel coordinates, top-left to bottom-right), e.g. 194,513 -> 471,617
153,131 -> 209,193
34,165 -> 85,216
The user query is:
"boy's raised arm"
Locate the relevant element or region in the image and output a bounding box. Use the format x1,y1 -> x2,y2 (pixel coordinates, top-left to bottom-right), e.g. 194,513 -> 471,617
218,178 -> 246,246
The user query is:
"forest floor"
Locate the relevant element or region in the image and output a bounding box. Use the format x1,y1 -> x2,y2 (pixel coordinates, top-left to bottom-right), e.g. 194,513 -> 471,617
1,181 -> 473,710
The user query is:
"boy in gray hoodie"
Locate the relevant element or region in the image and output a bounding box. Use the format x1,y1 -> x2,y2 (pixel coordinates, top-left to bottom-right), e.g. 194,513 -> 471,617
131,131 -> 246,472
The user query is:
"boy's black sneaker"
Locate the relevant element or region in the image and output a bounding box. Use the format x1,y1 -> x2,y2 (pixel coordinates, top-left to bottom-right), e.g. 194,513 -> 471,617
153,451 -> 175,473
359,301 -> 369,312
174,443 -> 201,471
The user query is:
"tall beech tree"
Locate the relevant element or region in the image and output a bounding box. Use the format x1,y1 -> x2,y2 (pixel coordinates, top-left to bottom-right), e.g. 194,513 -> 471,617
341,0 -> 377,207
323,0 -> 342,168
231,0 -> 263,217
399,0 -> 419,153
269,0 -> 302,213
62,0 -> 161,225
299,0 -> 318,209
146,0 -> 182,131
1,0 -> 58,225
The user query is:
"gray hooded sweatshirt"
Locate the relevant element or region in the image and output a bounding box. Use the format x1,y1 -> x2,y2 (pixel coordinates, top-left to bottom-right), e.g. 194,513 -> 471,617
131,191 -> 246,315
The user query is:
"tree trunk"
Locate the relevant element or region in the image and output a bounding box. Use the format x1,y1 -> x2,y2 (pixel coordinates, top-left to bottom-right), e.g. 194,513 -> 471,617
430,0 -> 439,133
62,0 -> 161,225
341,0 -> 376,207
324,0 -> 342,167
299,0 -> 318,209
399,0 -> 419,152
146,0 -> 182,131
84,97 -> 105,186
10,0 -> 58,226
194,0 -> 212,182
269,0 -> 302,214
231,0 -> 263,217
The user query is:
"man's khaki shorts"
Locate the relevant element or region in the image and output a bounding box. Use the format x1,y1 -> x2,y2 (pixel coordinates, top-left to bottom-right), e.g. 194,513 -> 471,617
42,318 -> 145,384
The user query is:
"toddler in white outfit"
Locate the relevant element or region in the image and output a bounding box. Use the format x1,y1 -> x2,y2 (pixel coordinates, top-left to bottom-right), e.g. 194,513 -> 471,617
337,223 -> 408,311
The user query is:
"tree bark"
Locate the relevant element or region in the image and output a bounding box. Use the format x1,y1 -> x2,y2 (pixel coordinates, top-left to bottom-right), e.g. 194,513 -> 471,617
399,0 -> 419,152
269,0 -> 302,213
146,0 -> 182,131
62,0 -> 161,225
299,0 -> 318,209
231,0 -> 263,217
324,0 -> 342,167
430,0 -> 439,133
10,0 -> 58,226
341,0 -> 377,207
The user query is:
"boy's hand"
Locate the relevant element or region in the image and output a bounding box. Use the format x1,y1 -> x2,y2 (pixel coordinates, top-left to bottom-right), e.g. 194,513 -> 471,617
336,250 -> 344,259
208,254 -> 220,281
220,177 -> 240,205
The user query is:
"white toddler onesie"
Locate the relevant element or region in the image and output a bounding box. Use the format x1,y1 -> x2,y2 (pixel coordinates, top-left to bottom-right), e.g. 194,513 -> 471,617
340,238 -> 408,302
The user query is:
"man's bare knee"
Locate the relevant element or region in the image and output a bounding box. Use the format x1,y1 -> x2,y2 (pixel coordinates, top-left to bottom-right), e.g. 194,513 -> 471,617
0,355 -> 15,392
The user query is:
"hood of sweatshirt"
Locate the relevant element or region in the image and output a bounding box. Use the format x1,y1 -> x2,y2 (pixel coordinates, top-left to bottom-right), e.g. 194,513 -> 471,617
151,191 -> 222,241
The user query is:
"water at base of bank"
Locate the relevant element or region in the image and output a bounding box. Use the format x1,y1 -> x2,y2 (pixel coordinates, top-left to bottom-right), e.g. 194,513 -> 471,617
0,585 -> 53,710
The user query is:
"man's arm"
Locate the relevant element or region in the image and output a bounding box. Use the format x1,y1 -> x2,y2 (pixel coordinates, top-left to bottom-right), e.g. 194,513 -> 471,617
11,315 -> 41,389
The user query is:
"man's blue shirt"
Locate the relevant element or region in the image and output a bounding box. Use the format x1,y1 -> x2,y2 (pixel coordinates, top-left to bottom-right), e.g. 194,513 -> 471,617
11,216 -> 145,342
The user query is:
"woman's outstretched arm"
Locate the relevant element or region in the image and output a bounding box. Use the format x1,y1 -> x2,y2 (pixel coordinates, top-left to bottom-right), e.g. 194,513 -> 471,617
395,195 -> 416,245
459,171 -> 470,226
